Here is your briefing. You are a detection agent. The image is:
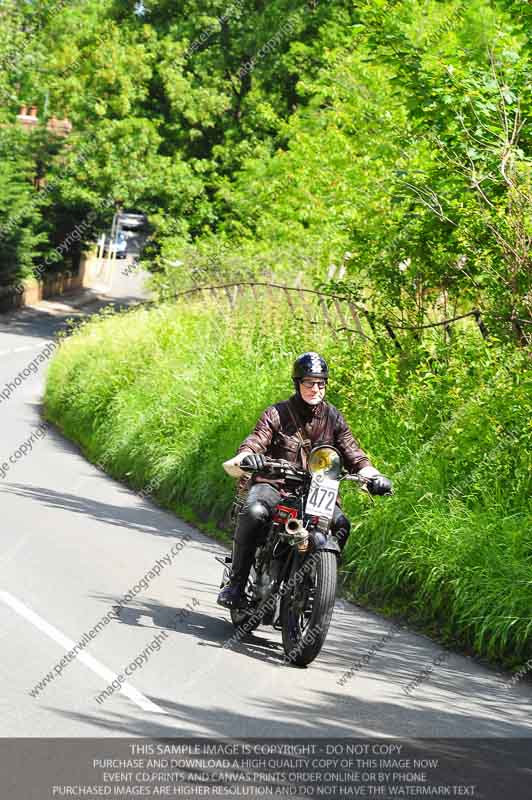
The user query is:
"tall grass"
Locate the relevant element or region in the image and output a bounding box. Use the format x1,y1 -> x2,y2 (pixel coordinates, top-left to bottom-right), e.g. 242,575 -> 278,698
45,296 -> 532,667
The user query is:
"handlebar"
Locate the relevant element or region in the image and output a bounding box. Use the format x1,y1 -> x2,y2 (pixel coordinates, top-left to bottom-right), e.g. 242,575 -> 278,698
240,457 -> 306,479
343,473 -> 370,484
344,472 -> 393,496
240,458 -> 392,494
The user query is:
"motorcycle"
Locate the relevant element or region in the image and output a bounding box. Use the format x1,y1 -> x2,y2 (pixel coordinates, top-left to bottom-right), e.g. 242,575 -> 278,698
216,445 -> 389,666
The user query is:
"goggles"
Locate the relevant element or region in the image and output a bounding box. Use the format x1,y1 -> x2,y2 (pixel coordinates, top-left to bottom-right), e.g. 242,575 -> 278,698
300,379 -> 327,389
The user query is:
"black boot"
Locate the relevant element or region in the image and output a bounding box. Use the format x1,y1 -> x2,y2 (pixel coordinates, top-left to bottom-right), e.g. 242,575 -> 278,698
335,527 -> 350,551
332,506 -> 351,549
217,497 -> 270,608
217,537 -> 256,608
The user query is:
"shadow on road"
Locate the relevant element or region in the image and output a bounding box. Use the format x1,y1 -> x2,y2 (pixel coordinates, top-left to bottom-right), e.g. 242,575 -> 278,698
49,673 -> 532,739
3,481 -> 197,540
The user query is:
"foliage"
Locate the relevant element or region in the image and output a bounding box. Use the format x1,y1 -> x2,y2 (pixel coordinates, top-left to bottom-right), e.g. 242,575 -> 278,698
0,0 -> 529,336
0,127 -> 49,283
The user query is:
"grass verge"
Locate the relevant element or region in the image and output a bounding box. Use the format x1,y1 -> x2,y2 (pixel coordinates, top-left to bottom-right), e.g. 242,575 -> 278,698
45,296 -> 532,670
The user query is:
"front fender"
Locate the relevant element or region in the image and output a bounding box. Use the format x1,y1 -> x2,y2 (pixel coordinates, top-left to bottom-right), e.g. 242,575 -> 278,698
309,530 -> 341,555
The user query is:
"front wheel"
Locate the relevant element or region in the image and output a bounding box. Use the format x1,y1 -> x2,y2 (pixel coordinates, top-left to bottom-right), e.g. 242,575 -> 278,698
280,551 -> 337,666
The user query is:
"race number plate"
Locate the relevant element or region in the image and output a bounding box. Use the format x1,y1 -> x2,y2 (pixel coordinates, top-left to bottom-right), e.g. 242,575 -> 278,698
305,476 -> 339,520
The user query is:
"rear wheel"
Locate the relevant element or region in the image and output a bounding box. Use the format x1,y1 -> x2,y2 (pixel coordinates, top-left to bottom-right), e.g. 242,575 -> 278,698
280,551 -> 337,666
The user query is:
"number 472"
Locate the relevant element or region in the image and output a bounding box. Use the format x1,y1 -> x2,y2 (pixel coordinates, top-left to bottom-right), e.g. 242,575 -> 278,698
309,486 -> 335,511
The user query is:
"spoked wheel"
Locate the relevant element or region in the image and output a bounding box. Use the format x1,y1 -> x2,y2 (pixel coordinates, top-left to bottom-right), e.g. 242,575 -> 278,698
280,551 -> 337,666
229,567 -> 261,634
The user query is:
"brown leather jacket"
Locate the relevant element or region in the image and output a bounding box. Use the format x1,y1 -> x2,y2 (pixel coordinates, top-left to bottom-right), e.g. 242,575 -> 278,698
237,393 -> 373,490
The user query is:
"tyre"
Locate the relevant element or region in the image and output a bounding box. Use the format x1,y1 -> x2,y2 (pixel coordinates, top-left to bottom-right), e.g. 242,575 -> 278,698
280,551 -> 337,666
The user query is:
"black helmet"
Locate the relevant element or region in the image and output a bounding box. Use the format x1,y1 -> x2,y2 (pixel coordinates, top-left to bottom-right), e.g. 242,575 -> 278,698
292,352 -> 329,382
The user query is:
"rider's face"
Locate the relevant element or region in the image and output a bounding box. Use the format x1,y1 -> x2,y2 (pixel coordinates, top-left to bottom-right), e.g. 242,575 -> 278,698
299,378 -> 327,405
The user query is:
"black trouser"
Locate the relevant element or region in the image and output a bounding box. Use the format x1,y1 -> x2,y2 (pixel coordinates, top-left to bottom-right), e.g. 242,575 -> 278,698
229,483 -> 351,587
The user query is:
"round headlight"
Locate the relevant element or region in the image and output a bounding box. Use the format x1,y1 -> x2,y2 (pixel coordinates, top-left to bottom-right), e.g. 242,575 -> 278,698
308,446 -> 342,480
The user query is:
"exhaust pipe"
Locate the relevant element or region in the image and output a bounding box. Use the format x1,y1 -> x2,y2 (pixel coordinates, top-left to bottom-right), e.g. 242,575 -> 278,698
285,518 -> 309,552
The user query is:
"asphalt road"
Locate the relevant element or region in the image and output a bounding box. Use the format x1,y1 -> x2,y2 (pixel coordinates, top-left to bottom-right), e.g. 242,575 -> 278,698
0,259 -> 531,741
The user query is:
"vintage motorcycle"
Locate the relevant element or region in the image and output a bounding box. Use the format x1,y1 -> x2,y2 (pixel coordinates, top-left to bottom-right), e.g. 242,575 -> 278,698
216,445 -> 387,666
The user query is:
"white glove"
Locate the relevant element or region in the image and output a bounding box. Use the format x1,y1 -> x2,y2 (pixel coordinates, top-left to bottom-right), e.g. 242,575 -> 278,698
222,451 -> 254,478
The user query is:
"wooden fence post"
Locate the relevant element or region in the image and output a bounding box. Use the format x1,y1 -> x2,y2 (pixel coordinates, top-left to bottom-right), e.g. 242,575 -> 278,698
348,304 -> 368,341
298,289 -> 315,329
333,300 -> 354,344
223,285 -> 235,309
283,287 -> 295,314
319,297 -> 333,329
209,288 -> 220,312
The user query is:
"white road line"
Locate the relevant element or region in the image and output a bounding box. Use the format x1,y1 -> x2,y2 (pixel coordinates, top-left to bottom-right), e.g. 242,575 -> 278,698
0,344 -> 49,357
0,590 -> 166,714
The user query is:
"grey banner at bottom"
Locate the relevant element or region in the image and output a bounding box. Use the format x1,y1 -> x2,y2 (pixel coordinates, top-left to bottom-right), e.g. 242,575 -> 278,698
0,738 -> 530,799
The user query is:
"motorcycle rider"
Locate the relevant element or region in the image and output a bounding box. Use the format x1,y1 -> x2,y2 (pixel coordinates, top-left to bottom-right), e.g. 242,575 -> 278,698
217,352 -> 392,608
